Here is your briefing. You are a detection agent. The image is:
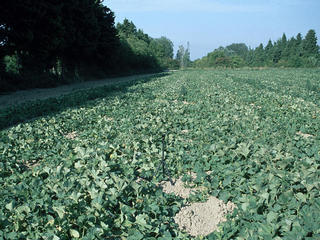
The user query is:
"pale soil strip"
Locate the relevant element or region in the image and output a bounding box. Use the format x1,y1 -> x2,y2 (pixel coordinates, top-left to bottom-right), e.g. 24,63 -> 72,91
0,72 -> 163,109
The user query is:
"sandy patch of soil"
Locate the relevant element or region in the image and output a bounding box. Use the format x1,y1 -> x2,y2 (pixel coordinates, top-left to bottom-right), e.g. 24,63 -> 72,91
160,172 -> 235,237
160,177 -> 198,199
174,196 -> 235,237
160,172 -> 206,199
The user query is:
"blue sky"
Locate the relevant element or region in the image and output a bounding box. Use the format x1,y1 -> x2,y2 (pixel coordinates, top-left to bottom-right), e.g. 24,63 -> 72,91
104,0 -> 320,60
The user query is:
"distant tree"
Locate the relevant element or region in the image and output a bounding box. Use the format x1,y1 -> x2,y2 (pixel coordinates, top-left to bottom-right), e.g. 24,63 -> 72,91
264,40 -> 274,65
230,55 -> 245,68
245,48 -> 255,66
303,29 -> 319,57
265,40 -> 273,53
281,33 -> 287,47
115,19 -> 161,71
226,43 -> 249,58
194,30 -> 319,69
282,39 -> 292,61
136,29 -> 151,44
126,36 -> 150,56
195,44 -> 246,68
296,33 -> 302,44
272,41 -> 282,64
295,33 -> 303,56
116,19 -> 137,37
150,37 -> 174,59
207,50 -> 231,67
149,37 -> 174,68
176,43 -> 191,68
183,42 -> 191,67
176,45 -> 184,68
253,43 -> 265,66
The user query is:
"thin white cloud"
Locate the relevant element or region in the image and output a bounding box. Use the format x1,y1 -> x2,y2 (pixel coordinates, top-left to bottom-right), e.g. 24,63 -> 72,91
106,0 -> 268,13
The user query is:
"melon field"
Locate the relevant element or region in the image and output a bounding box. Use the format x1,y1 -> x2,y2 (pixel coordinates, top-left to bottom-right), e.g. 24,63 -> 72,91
0,69 -> 320,239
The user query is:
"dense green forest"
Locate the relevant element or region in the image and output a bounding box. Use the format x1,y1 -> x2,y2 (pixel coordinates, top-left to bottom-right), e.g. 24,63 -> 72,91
0,1 -> 177,93
194,30 -> 320,68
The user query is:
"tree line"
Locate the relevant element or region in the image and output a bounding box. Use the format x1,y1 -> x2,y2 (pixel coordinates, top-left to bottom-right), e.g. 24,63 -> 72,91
1,1 -> 318,93
0,1 -> 178,93
115,19 -> 178,71
194,29 -> 320,68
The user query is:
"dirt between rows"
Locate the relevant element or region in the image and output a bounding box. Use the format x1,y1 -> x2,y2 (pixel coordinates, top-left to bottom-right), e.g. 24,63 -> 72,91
0,73 -> 161,110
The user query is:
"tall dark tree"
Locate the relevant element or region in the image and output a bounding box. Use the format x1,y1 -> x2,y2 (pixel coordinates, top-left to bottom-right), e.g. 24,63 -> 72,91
94,3 -> 119,68
296,33 -> 303,46
295,33 -> 303,57
303,29 -> 319,57
281,33 -> 287,47
272,40 -> 282,64
0,0 -> 65,72
0,0 -> 119,79
253,43 -> 265,66
264,40 -> 273,65
59,0 -> 119,78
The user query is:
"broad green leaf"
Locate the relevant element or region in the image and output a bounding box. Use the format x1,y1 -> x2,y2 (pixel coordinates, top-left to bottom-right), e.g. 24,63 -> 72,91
16,205 -> 30,214
266,211 -> 277,223
127,230 -> 143,240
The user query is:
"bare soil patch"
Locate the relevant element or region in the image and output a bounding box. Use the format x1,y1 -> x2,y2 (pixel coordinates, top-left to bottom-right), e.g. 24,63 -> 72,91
174,196 -> 235,237
160,172 -> 235,237
160,173 -> 199,199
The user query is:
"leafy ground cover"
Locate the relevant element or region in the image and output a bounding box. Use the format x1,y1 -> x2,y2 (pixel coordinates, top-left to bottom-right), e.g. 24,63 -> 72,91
0,68 -> 319,239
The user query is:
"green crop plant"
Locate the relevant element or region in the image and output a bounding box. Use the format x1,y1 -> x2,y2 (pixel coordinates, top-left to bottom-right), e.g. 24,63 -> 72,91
0,68 -> 319,239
